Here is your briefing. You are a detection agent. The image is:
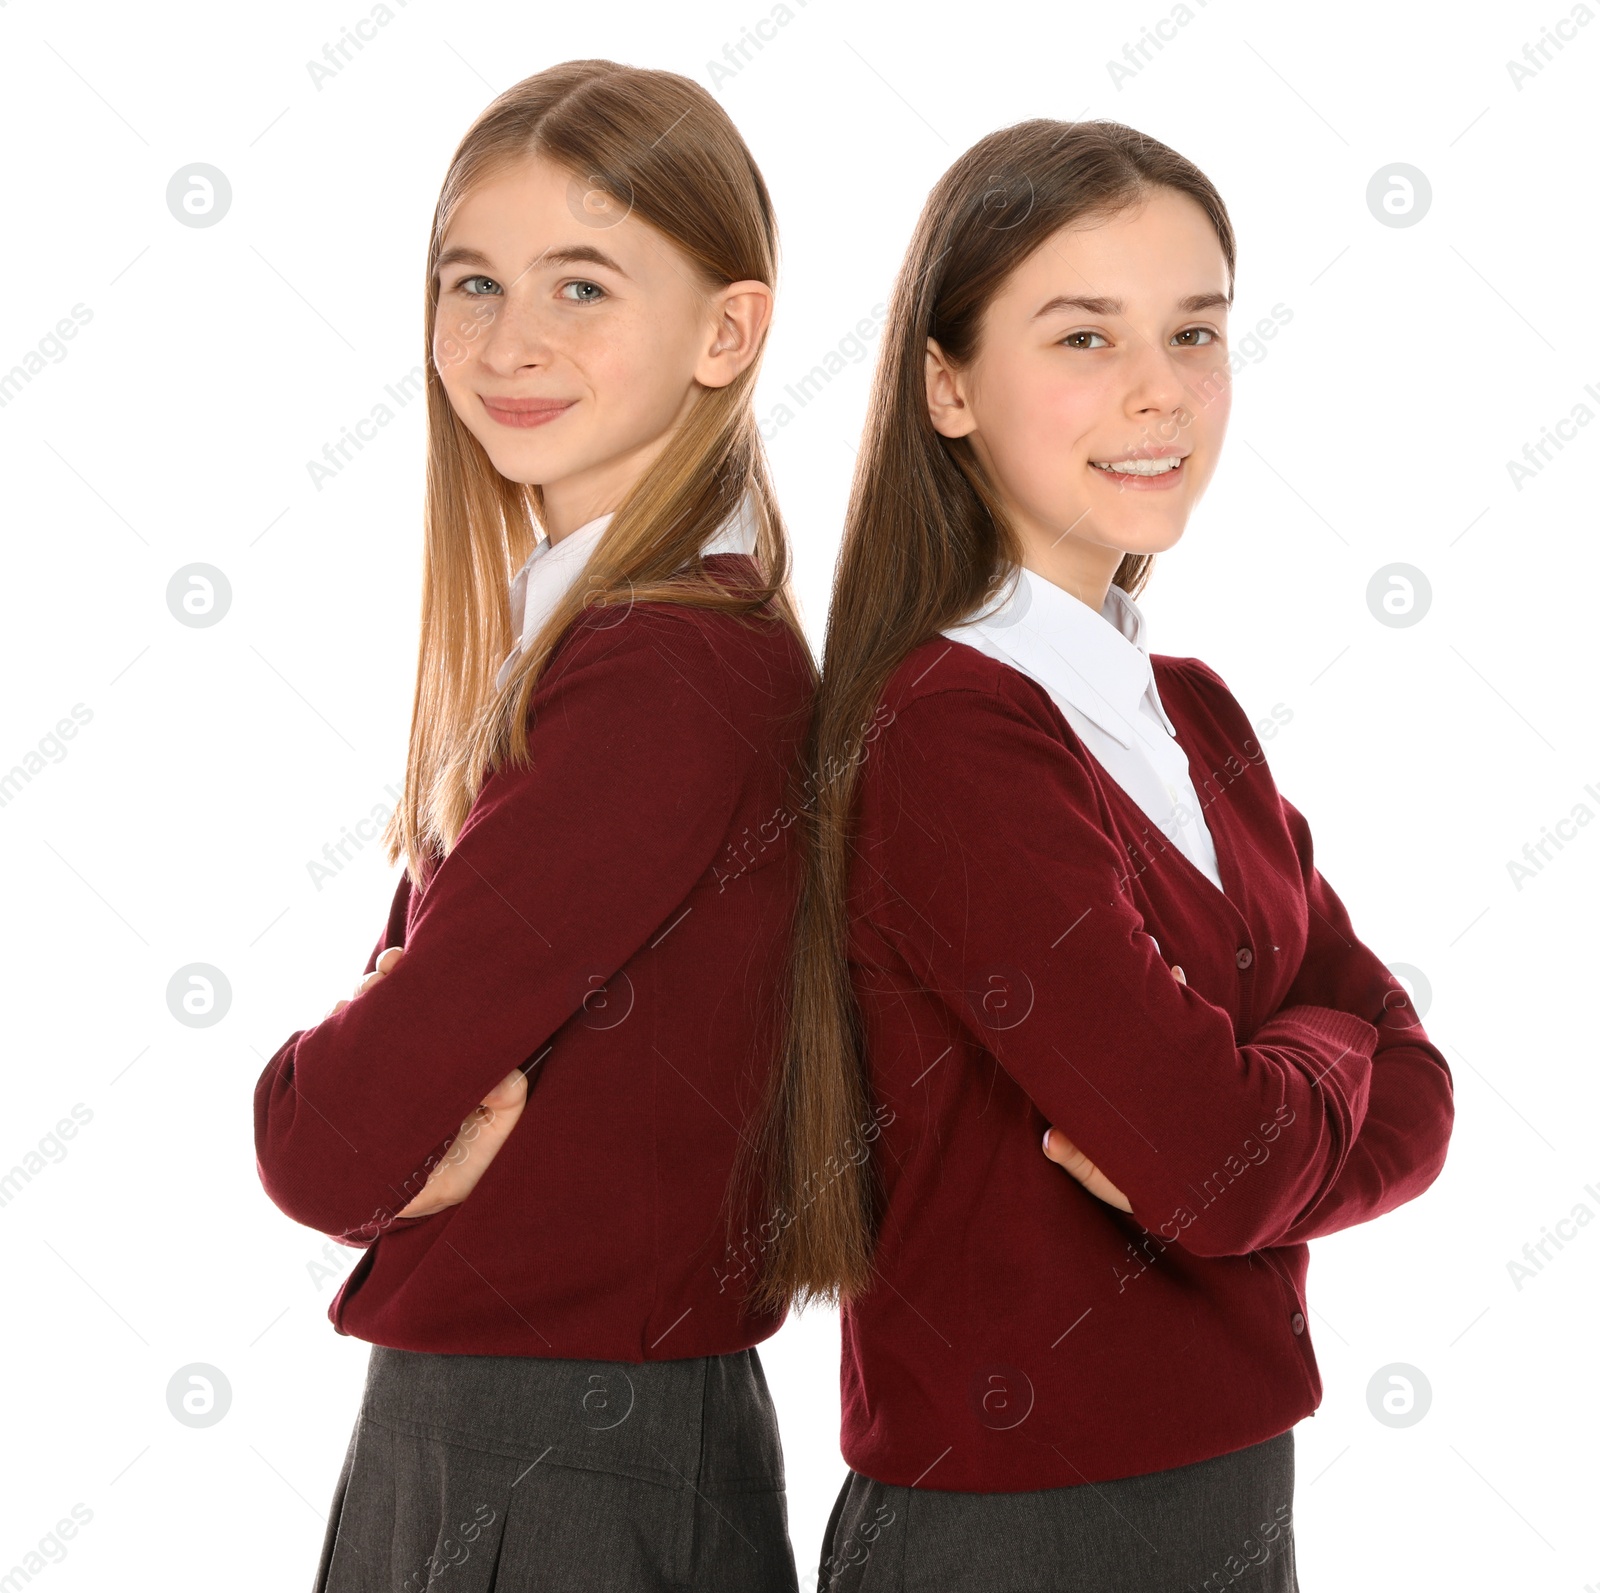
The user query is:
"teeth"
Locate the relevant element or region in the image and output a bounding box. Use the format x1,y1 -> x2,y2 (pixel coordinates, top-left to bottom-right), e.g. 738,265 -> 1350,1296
1090,456 -> 1183,475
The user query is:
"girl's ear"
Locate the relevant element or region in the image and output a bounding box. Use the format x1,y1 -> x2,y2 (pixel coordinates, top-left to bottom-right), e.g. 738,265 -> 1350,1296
925,336 -> 975,439
695,279 -> 775,390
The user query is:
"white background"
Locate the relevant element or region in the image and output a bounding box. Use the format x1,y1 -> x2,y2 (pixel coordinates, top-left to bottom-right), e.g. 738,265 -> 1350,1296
1,0 -> 1594,1587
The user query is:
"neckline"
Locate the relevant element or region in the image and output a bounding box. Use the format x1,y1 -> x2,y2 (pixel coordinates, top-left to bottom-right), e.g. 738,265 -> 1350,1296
1106,710 -> 1245,919
943,573 -> 1170,752
1099,662 -> 1247,921
944,636 -> 1247,924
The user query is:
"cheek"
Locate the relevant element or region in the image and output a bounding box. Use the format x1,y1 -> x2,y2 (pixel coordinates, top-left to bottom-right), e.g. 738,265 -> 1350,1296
569,315 -> 697,423
1183,366 -> 1231,476
433,300 -> 498,382
984,367 -> 1097,487
1192,360 -> 1231,429
430,340 -> 478,433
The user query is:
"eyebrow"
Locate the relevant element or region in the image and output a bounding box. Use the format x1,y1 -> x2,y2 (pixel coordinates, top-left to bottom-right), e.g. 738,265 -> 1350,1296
433,243 -> 631,280
1030,291 -> 1231,320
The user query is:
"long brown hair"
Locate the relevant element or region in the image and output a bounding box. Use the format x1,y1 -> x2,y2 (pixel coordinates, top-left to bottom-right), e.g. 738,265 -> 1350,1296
734,118 -> 1238,1313
380,59 -> 805,883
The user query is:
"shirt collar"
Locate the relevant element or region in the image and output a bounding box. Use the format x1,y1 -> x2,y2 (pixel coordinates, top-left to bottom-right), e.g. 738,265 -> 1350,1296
945,566 -> 1176,749
496,493 -> 760,693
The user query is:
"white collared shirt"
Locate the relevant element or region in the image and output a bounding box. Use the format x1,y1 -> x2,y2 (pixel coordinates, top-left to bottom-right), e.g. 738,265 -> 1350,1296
941,566 -> 1223,892
494,493 -> 760,692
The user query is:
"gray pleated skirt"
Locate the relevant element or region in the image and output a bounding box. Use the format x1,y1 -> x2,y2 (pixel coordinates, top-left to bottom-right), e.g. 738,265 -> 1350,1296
818,1428 -> 1297,1593
314,1342 -> 799,1593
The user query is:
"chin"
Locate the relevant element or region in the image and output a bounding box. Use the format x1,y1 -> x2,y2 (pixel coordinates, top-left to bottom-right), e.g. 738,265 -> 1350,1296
476,444 -> 567,487
1121,530 -> 1186,558
1071,519 -> 1183,560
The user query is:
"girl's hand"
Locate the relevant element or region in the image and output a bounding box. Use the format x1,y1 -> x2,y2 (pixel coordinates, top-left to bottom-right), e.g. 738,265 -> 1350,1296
1041,964 -> 1185,1213
1042,1127 -> 1132,1212
395,1065 -> 529,1218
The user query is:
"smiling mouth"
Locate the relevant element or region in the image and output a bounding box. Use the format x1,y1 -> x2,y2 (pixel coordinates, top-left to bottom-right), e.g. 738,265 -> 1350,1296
1089,455 -> 1186,477
481,396 -> 576,429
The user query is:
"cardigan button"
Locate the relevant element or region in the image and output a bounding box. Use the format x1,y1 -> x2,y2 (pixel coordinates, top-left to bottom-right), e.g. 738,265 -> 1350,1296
1290,1311 -> 1305,1334
1235,946 -> 1254,970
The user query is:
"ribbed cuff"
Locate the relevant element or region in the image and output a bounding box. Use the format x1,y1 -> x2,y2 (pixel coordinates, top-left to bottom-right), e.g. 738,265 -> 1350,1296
1257,1002 -> 1379,1062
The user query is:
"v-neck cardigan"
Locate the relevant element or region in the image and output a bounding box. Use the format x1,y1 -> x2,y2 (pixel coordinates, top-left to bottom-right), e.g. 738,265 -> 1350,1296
838,634 -> 1454,1493
253,556 -> 815,1361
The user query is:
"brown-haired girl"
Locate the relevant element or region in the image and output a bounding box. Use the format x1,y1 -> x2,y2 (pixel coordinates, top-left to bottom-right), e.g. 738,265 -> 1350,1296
741,118 -> 1453,1590
254,60 -> 811,1591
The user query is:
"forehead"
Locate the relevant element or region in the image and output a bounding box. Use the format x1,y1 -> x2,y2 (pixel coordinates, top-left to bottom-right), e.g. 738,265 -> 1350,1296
437,154 -> 653,274
997,190 -> 1229,314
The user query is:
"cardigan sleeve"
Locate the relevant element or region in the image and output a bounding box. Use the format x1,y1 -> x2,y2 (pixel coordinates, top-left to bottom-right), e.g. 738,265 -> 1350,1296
1245,794 -> 1454,1247
253,609 -> 738,1243
860,679 -> 1385,1260
318,869 -> 436,1249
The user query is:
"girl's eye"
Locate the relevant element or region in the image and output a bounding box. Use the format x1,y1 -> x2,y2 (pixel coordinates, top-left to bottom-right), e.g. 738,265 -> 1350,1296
1060,327 -> 1220,350
559,280 -> 606,304
456,275 -> 501,297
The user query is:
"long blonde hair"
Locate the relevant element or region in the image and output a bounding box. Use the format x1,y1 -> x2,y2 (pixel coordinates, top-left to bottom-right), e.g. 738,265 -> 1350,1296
382,59 -> 802,885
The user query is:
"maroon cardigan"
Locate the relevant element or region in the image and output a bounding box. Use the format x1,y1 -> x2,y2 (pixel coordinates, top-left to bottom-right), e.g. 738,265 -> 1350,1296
254,557 -> 814,1360
841,637 -> 1454,1491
